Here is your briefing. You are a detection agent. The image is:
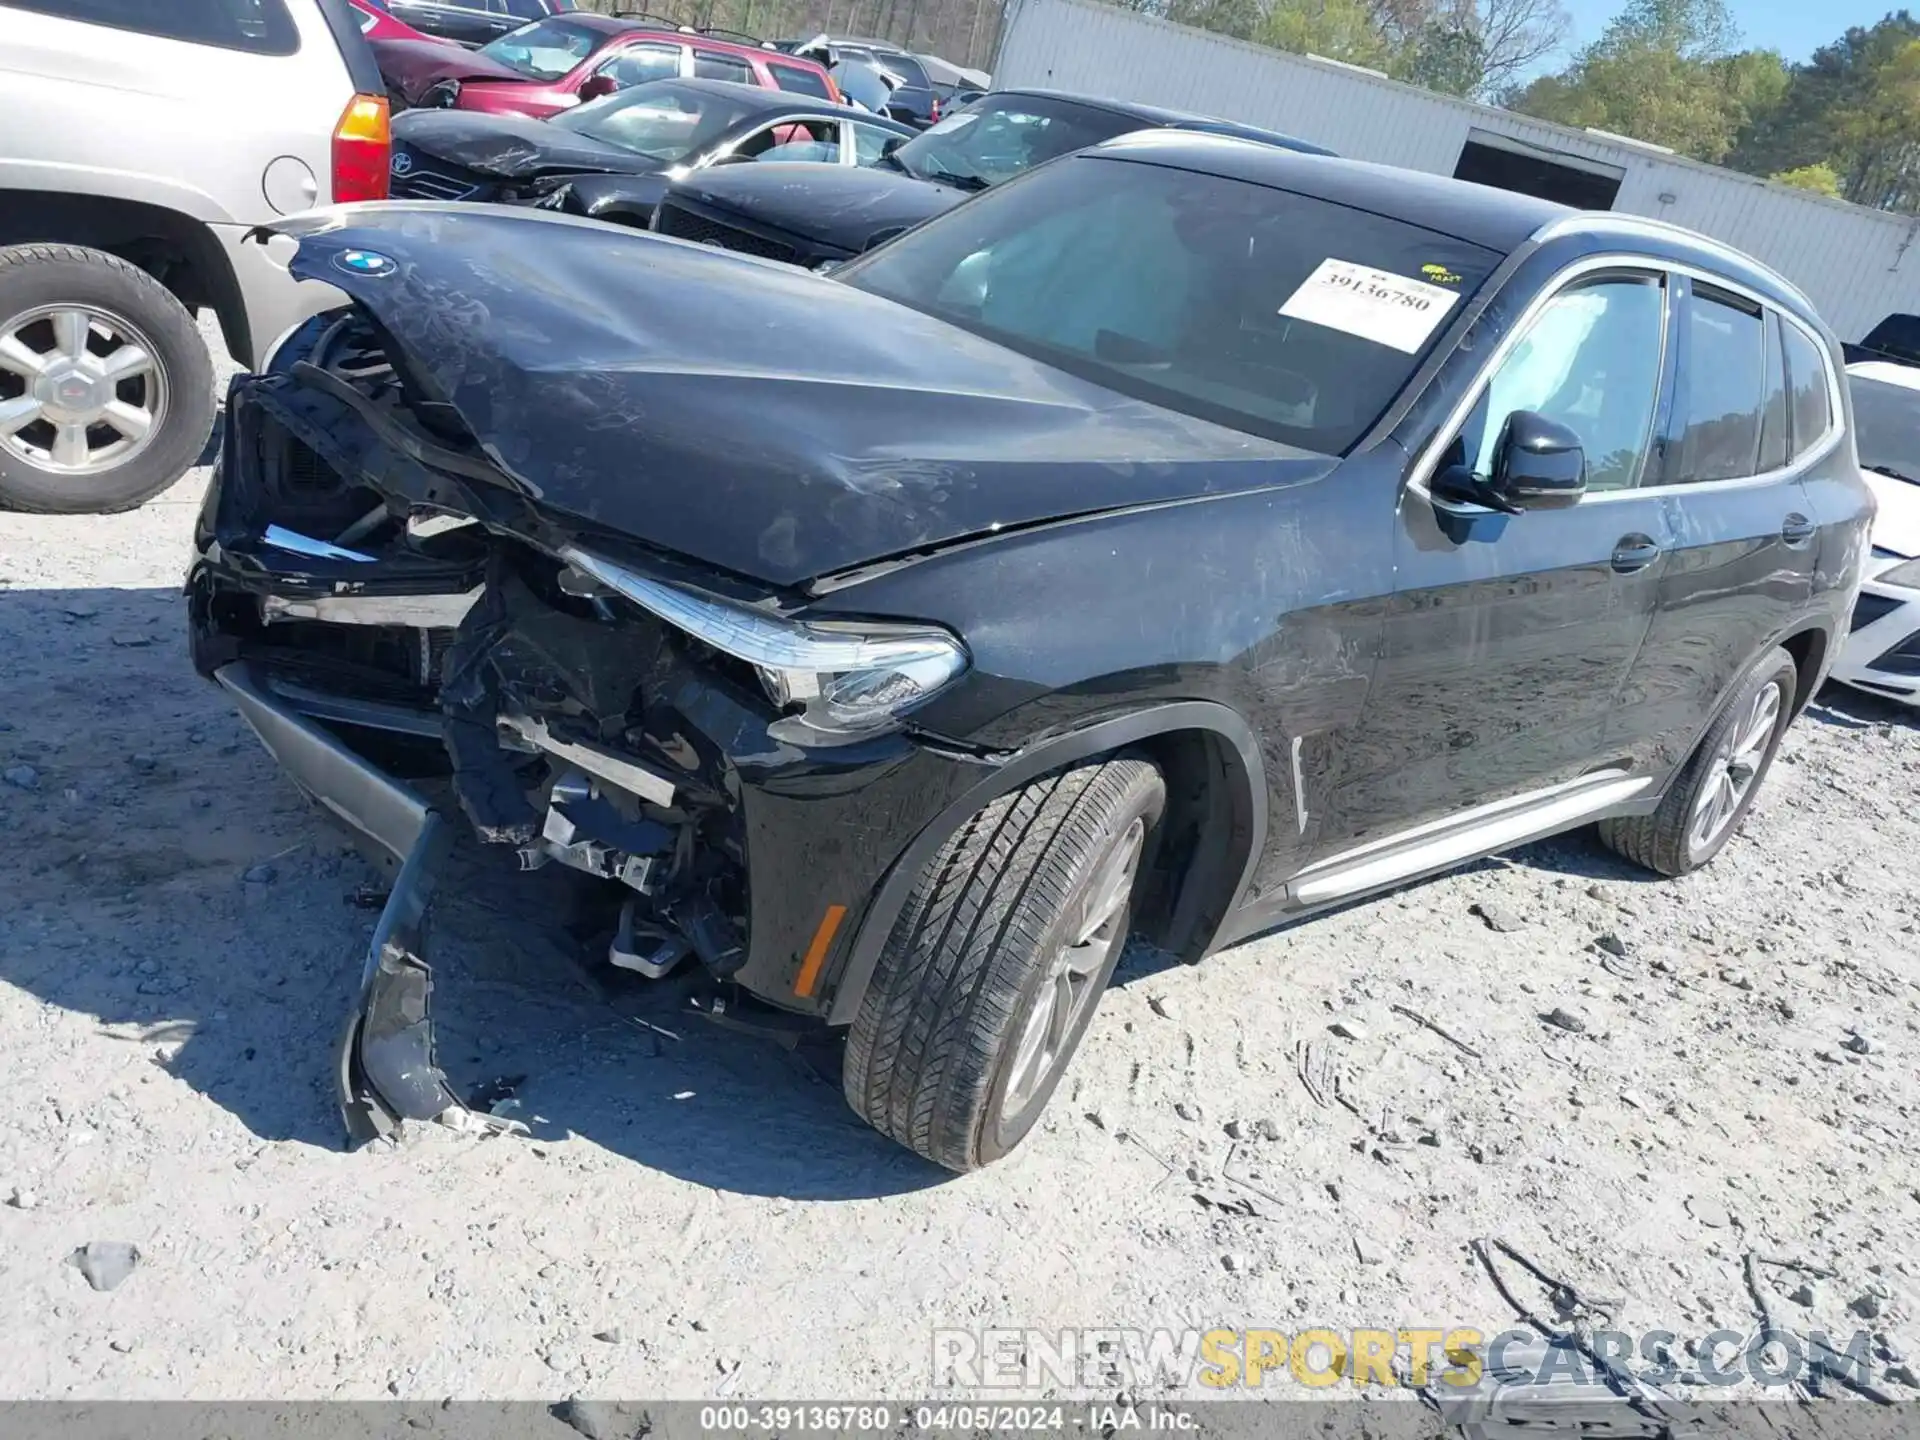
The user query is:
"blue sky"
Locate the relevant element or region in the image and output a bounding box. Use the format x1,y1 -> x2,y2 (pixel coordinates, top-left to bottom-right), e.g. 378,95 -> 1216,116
1558,0 -> 1897,62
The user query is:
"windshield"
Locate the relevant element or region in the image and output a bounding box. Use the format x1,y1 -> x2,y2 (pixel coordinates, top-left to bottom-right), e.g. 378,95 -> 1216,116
890,94 -> 1143,189
1851,373 -> 1920,483
839,153 -> 1498,450
477,17 -> 606,80
551,83 -> 767,163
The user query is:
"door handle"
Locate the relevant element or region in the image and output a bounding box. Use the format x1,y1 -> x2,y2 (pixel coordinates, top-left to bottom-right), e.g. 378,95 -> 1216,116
1610,534 -> 1662,573
1781,513 -> 1816,547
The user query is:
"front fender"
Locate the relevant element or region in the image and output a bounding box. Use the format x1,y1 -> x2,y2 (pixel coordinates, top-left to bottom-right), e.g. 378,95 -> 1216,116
822,700 -> 1267,1025
565,173 -> 668,228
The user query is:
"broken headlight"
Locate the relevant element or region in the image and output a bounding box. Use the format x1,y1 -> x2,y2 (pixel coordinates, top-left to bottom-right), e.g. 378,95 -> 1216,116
562,547 -> 967,743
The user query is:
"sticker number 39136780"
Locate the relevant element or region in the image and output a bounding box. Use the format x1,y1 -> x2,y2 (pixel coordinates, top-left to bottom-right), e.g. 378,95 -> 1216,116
1277,258 -> 1462,353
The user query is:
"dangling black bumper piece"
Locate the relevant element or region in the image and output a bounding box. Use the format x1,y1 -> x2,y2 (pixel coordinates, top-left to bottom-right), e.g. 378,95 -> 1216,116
214,662 -> 467,1144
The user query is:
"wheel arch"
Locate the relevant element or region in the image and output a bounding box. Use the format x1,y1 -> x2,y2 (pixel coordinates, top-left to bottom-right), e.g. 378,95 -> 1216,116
1778,622 -> 1833,713
823,701 -> 1268,1025
1664,618 -> 1836,795
0,192 -> 250,366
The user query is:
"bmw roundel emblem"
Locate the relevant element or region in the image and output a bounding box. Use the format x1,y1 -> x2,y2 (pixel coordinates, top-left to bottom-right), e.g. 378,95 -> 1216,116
390,151 -> 414,177
334,249 -> 398,279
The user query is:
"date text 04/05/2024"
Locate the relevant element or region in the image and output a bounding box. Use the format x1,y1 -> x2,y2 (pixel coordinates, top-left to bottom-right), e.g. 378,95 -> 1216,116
696,1404 -> 1199,1434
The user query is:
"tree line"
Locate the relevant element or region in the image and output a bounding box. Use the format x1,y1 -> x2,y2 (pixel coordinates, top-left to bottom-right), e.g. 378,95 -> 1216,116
1112,0 -> 1920,212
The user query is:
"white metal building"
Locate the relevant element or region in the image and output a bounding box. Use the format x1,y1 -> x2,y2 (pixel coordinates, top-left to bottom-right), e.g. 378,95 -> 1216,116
993,0 -> 1920,341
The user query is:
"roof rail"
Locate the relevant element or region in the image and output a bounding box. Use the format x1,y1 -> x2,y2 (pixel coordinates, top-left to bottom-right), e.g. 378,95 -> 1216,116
609,10 -> 699,32
1531,211 -> 1815,311
696,26 -> 765,45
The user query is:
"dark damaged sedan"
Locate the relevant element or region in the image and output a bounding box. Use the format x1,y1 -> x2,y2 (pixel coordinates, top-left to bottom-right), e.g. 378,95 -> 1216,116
190,134 -> 1870,1171
652,88 -> 1332,268
387,79 -> 916,225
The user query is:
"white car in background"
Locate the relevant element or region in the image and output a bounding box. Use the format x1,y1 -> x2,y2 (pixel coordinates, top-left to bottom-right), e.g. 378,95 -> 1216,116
0,0 -> 388,514
1834,360 -> 1920,708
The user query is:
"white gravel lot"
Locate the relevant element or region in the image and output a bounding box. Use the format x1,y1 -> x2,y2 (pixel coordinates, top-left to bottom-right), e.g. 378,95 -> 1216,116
1,429 -> 1918,1408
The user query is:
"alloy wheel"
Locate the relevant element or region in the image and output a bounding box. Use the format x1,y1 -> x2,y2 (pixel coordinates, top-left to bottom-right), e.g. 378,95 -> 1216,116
0,304 -> 167,477
1688,679 -> 1784,857
1000,815 -> 1146,1123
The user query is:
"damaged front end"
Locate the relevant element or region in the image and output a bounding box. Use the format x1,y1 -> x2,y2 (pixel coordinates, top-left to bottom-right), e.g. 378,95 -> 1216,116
187,212 -> 1009,1143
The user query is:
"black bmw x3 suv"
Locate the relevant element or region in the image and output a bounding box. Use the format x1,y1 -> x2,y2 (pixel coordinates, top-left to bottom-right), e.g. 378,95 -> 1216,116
189,133 -> 1871,1171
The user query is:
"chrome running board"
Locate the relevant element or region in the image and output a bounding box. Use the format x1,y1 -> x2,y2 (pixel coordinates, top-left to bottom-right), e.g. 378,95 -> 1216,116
1284,769 -> 1653,908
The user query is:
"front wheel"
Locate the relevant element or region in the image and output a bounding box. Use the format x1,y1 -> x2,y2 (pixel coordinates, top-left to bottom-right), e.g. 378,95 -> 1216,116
843,755 -> 1164,1172
1599,646 -> 1798,876
0,244 -> 214,514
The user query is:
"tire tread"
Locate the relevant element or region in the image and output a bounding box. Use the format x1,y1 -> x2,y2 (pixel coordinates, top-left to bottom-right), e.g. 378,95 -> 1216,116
844,756 -> 1162,1171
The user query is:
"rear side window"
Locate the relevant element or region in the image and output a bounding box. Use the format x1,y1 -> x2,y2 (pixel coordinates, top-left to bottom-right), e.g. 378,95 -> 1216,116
874,50 -> 930,88
772,63 -> 834,100
1,0 -> 300,54
599,43 -> 680,87
692,51 -> 754,84
840,153 -> 1499,452
1781,322 -> 1834,458
1755,313 -> 1790,472
1850,373 -> 1920,481
1676,289 -> 1766,482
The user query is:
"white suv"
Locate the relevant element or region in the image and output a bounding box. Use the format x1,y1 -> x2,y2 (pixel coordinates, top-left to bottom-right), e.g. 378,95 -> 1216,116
0,0 -> 391,513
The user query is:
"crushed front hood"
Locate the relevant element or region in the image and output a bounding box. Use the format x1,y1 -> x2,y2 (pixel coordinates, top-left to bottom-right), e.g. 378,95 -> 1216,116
670,162 -> 967,253
393,109 -> 657,180
370,37 -> 528,99
273,205 -> 1326,587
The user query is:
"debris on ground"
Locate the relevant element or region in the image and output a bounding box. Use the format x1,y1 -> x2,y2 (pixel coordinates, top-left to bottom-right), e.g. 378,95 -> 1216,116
1390,1002 -> 1483,1058
69,1242 -> 140,1293
1542,1006 -> 1589,1034
1470,901 -> 1526,932
1685,1195 -> 1731,1229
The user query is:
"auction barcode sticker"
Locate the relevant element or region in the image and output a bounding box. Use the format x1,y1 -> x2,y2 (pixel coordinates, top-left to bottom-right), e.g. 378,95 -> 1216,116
1277,258 -> 1461,353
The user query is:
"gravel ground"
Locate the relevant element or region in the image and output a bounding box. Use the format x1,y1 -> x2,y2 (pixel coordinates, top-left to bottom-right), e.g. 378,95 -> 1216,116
2,417 -> 1918,1405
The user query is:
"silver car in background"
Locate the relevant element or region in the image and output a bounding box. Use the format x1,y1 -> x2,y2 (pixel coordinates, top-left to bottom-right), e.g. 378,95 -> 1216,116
0,0 -> 389,513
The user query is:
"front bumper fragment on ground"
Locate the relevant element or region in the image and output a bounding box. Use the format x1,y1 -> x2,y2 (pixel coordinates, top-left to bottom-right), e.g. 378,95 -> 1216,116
214,661 -> 467,1144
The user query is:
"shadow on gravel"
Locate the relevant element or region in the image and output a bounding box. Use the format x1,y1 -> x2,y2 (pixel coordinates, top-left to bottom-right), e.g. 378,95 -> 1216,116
0,583 -> 947,1200
1805,680 -> 1917,731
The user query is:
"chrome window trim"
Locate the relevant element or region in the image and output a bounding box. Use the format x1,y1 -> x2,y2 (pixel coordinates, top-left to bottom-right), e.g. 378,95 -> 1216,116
593,40 -> 686,82
1530,213 -> 1818,316
1406,250 -> 1845,516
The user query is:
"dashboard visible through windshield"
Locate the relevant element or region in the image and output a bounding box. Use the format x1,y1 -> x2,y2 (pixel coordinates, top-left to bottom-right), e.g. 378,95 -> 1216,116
477,18 -> 605,80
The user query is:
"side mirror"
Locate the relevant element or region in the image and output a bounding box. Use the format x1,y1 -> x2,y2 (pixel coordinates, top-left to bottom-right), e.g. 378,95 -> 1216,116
1492,410 -> 1586,509
577,73 -> 618,102
1432,410 -> 1585,513
881,135 -> 905,157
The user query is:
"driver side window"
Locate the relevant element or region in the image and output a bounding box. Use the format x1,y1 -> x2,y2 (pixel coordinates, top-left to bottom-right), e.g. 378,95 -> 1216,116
737,118 -> 841,163
1450,274 -> 1667,494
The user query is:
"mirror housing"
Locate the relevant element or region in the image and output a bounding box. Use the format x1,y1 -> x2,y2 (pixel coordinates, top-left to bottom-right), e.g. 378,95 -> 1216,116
577,74 -> 618,102
1432,410 -> 1586,513
1492,410 -> 1586,509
